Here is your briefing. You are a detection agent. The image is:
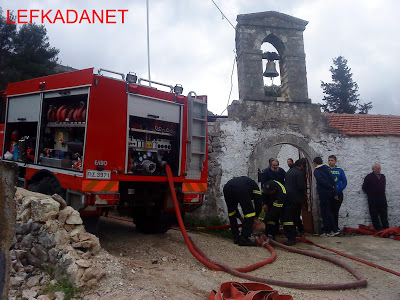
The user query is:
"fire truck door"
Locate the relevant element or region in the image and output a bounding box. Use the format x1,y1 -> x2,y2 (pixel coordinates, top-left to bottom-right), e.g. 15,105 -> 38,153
186,95 -> 207,180
127,95 -> 180,123
127,94 -> 182,176
7,94 -> 41,122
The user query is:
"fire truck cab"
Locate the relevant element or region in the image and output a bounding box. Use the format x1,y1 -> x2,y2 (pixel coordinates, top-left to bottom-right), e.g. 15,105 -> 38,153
0,68 -> 208,233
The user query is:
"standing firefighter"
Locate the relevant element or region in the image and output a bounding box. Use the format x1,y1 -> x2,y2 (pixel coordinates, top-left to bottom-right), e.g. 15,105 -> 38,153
223,176 -> 263,246
263,180 -> 296,246
285,159 -> 306,236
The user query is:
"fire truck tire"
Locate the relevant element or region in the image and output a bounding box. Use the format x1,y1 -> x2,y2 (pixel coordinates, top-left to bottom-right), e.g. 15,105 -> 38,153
82,216 -> 100,234
28,182 -> 40,193
28,176 -> 64,198
134,214 -> 175,234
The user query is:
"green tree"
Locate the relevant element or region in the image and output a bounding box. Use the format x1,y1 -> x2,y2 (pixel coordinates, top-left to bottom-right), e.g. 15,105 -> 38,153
320,56 -> 372,114
0,7 -> 59,90
0,8 -> 17,90
12,23 -> 59,80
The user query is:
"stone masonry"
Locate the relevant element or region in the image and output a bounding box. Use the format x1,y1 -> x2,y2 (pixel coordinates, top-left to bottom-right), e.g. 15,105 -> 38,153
0,161 -> 17,300
7,189 -> 106,299
236,11 -> 309,102
199,102 -> 400,231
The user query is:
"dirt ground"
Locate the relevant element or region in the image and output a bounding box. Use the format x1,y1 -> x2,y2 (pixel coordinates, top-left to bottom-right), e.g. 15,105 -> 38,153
81,217 -> 400,300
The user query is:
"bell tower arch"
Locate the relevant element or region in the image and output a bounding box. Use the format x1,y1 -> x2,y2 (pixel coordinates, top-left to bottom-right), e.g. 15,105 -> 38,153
235,11 -> 310,103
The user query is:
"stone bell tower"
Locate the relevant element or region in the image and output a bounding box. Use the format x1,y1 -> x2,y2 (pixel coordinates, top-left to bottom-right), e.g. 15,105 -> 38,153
235,11 -> 310,103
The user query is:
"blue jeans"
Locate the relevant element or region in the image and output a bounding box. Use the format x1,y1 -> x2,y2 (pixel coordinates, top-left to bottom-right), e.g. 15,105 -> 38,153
319,192 -> 337,233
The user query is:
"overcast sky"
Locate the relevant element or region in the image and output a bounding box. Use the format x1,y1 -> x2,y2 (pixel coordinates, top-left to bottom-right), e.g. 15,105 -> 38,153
2,0 -> 399,115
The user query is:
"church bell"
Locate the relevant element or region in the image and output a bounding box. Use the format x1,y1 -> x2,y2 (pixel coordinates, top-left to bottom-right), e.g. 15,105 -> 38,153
263,61 -> 279,78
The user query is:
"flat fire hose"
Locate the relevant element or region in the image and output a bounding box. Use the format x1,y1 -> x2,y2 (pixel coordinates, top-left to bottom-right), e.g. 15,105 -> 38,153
163,163 -> 368,290
183,224 -> 400,278
208,282 -> 293,300
297,236 -> 400,278
344,224 -> 400,240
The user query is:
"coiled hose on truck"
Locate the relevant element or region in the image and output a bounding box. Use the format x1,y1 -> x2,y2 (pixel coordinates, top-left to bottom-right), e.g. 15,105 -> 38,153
163,163 -> 367,290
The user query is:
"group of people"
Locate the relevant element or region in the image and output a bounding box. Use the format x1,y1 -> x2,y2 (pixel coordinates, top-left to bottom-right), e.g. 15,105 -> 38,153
313,155 -> 347,237
313,156 -> 389,236
223,158 -> 306,246
223,155 -> 390,246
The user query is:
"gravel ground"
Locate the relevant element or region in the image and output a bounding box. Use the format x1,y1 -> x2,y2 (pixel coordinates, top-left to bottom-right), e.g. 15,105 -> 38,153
80,217 -> 400,300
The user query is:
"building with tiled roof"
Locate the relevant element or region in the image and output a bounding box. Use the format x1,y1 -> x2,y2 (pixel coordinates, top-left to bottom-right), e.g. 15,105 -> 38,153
325,113 -> 400,136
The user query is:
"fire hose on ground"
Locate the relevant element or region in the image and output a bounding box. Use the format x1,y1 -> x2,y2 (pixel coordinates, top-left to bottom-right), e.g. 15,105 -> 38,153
163,162 -> 368,290
183,224 -> 400,279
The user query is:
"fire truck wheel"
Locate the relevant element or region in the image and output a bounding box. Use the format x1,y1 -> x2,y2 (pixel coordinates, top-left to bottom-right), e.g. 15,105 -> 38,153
134,214 -> 173,234
82,216 -> 100,234
28,182 -> 40,193
28,176 -> 64,198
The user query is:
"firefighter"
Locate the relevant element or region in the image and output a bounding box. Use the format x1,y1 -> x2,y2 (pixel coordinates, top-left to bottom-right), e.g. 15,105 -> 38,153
263,180 -> 296,246
285,159 -> 306,236
223,176 -> 263,246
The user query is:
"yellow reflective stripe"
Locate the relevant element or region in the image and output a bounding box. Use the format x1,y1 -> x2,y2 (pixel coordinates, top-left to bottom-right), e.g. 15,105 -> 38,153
228,210 -> 236,217
244,212 -> 256,218
273,180 -> 286,194
253,190 -> 262,195
283,222 -> 294,226
267,221 -> 276,225
273,203 -> 283,208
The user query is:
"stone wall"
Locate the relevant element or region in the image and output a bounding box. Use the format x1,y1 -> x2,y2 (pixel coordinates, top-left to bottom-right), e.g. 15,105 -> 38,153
0,162 -> 17,300
201,101 -> 400,230
235,11 -> 309,102
8,189 -> 105,300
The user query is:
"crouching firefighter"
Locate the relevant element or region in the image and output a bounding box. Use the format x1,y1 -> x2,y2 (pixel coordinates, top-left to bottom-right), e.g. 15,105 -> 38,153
223,176 -> 263,246
263,180 -> 297,246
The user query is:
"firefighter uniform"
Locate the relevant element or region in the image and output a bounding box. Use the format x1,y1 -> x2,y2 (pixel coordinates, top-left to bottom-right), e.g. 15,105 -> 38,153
223,176 -> 263,246
285,166 -> 306,235
263,180 -> 296,245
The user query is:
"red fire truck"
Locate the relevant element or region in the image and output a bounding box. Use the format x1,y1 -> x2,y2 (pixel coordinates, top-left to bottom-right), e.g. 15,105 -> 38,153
0,68 -> 208,232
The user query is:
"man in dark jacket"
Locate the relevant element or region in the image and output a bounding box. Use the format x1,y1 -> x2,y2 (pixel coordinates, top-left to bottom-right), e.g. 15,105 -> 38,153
362,163 -> 389,231
261,159 -> 286,188
285,159 -> 305,235
223,176 -> 263,246
287,158 -> 294,169
313,157 -> 338,237
263,180 -> 296,245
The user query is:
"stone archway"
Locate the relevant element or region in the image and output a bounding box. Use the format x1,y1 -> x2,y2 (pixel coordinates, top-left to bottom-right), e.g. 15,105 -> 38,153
248,134 -> 321,232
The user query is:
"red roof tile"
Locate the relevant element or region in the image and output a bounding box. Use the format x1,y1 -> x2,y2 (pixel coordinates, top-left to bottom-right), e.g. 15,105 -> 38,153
325,113 -> 400,136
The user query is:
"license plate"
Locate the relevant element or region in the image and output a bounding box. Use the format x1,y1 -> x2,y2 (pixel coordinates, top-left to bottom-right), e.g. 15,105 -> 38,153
86,170 -> 111,180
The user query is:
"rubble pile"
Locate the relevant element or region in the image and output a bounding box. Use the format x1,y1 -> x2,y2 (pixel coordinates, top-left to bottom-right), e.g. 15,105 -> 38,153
8,189 -> 105,299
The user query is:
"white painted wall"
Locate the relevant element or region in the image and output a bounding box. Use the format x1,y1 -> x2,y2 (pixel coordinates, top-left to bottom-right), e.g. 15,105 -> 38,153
276,144 -> 299,172
318,135 -> 400,229
214,120 -> 400,229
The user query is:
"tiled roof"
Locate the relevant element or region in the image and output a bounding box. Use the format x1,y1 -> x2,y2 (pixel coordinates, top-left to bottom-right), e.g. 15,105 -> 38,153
325,113 -> 400,136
